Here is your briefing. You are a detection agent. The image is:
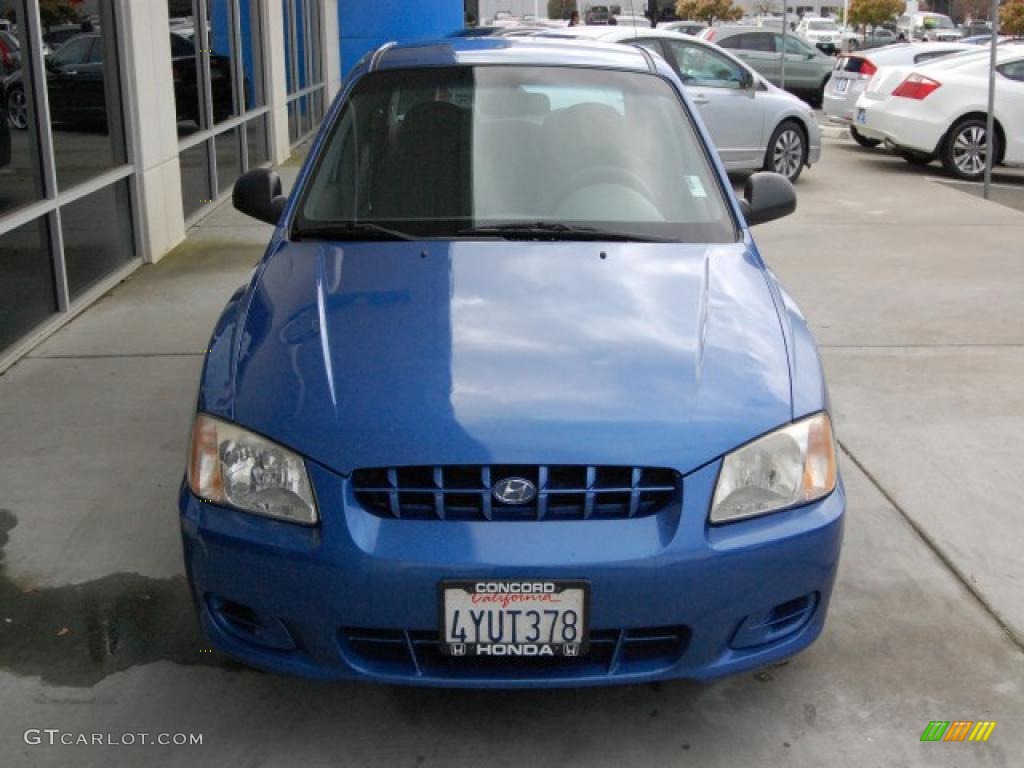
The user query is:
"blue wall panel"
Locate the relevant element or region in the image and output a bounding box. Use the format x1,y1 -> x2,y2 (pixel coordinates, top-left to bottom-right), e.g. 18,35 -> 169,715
338,0 -> 463,75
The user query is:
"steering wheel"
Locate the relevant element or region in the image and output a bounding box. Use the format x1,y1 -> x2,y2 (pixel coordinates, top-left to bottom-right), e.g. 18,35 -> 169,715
557,165 -> 657,207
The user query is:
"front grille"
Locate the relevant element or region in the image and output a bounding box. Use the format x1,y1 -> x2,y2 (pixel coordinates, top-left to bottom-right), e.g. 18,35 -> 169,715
352,464 -> 679,521
341,626 -> 690,680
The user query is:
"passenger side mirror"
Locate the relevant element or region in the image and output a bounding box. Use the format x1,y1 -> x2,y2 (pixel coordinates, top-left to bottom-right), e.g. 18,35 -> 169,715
233,168 -> 288,225
739,172 -> 796,226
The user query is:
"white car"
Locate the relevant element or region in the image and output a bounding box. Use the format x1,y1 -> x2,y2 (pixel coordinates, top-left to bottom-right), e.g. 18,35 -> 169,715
796,17 -> 842,54
897,12 -> 963,43
853,48 -> 1024,179
823,42 -> 977,144
536,26 -> 822,181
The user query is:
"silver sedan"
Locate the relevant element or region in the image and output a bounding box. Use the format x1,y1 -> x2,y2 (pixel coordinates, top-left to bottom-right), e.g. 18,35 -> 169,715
537,27 -> 822,182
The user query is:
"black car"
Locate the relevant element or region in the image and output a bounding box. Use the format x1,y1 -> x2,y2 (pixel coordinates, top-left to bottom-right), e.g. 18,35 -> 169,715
2,32 -> 237,131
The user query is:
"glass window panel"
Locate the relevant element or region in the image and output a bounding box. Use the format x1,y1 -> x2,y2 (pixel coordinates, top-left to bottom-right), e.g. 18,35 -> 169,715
287,99 -> 298,144
239,0 -> 265,110
295,0 -> 307,91
208,0 -> 239,124
214,127 -> 241,194
308,0 -> 322,85
169,0 -> 204,136
0,217 -> 55,353
282,0 -> 294,94
0,0 -> 45,215
245,114 -> 269,167
62,180 -> 135,300
46,1 -> 128,190
179,141 -> 211,218
298,94 -> 310,140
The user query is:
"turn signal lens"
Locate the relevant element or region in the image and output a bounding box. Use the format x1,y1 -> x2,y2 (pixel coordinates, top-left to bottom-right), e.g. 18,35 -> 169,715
710,413 -> 838,524
859,59 -> 877,76
892,73 -> 941,100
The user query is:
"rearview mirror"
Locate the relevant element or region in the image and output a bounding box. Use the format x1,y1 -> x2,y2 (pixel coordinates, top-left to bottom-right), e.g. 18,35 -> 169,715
739,172 -> 796,226
233,168 -> 288,225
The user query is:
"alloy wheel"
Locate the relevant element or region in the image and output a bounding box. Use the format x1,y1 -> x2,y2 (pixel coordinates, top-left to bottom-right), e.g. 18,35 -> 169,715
952,124 -> 988,177
7,87 -> 27,130
773,128 -> 804,180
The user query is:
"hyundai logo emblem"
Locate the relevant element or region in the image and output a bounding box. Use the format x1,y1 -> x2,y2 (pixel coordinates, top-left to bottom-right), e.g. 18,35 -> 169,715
492,477 -> 537,505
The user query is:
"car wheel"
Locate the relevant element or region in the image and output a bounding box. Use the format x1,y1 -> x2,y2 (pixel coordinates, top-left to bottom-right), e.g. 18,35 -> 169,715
6,85 -> 28,130
941,117 -> 998,181
765,121 -> 807,183
850,127 -> 881,148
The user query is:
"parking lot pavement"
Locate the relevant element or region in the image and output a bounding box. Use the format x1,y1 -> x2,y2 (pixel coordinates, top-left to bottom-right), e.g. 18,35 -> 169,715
0,139 -> 1022,766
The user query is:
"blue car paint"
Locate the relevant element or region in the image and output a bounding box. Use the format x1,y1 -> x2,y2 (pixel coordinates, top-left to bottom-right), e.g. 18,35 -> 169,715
181,37 -> 845,686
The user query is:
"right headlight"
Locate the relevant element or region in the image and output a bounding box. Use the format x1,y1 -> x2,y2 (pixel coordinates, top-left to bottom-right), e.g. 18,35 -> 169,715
187,413 -> 318,525
710,412 -> 837,524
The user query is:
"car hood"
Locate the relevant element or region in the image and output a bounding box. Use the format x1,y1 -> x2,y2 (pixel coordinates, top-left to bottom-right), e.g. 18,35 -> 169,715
230,240 -> 792,475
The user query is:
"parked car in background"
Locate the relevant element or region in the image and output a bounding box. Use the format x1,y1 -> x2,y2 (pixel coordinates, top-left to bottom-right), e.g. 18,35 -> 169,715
187,35 -> 844,688
897,12 -> 962,42
612,14 -> 652,27
539,26 -> 821,181
848,27 -> 900,50
960,34 -> 1011,45
700,25 -> 834,105
584,4 -> 610,24
0,30 -> 20,77
795,16 -> 842,55
450,26 -> 546,37
854,48 -> 1024,179
657,20 -> 707,36
823,42 -> 976,145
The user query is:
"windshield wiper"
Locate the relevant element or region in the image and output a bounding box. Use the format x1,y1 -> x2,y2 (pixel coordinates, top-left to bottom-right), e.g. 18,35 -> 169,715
291,221 -> 416,242
456,222 -> 669,242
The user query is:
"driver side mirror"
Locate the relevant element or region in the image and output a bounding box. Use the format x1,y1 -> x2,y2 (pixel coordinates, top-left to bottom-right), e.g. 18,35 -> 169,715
233,168 -> 288,225
739,172 -> 796,226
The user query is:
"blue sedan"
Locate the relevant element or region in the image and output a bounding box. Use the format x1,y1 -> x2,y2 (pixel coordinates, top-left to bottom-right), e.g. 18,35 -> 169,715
180,37 -> 844,687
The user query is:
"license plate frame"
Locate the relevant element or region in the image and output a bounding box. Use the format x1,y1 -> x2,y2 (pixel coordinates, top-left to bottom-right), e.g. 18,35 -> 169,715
834,78 -> 850,95
856,108 -> 867,125
439,579 -> 590,659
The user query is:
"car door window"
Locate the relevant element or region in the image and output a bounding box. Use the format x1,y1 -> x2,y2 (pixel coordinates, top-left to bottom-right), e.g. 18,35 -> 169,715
630,38 -> 665,60
666,40 -> 745,89
779,35 -> 814,55
735,33 -> 775,52
85,38 -> 103,64
997,60 -> 1024,82
49,36 -> 91,68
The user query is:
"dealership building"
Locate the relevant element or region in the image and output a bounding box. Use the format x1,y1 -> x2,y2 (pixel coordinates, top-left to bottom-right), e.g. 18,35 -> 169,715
0,0 -> 461,370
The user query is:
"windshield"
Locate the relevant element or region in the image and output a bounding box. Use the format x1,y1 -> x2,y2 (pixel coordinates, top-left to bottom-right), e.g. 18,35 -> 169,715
807,21 -> 836,31
295,66 -> 735,243
920,15 -> 954,29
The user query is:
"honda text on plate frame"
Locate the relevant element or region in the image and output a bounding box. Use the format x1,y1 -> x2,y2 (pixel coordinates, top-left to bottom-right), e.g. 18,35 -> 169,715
180,37 -> 845,688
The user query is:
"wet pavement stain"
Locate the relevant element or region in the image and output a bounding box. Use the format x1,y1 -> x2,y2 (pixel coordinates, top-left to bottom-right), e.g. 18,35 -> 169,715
0,508 -> 230,687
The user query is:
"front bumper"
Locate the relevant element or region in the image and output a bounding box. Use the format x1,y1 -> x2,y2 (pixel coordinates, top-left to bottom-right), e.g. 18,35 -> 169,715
180,459 -> 845,688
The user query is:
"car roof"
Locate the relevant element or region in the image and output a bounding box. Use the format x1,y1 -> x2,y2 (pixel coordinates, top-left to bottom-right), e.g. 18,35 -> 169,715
373,36 -> 655,73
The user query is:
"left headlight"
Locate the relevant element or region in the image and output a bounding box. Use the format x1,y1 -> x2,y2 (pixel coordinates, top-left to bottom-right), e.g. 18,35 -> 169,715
187,413 -> 318,525
710,412 -> 837,524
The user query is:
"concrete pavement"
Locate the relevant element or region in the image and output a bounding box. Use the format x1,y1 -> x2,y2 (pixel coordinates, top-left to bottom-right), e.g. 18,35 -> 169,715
1,137 -> 1022,766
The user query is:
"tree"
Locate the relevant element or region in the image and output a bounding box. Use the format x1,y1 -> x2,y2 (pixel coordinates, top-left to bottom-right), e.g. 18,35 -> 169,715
675,0 -> 743,24
1002,0 -> 1024,36
847,0 -> 904,29
38,0 -> 83,29
549,0 -> 578,20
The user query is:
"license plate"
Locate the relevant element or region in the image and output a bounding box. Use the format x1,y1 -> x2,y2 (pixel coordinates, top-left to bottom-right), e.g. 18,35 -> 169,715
441,580 -> 589,658
856,108 -> 866,125
834,78 -> 850,95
